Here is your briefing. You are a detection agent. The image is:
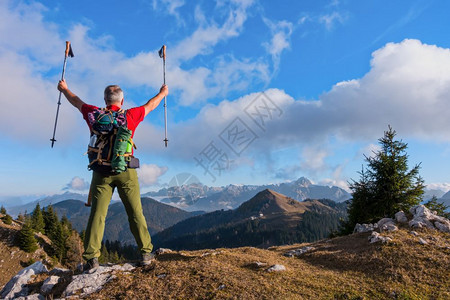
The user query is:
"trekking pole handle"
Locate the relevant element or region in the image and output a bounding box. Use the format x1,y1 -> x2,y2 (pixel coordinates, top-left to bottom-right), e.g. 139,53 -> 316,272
65,41 -> 71,58
162,45 -> 166,61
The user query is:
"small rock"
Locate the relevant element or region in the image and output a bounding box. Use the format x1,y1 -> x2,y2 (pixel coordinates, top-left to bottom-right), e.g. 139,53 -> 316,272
377,218 -> 398,232
410,231 -> 419,236
434,221 -> 450,233
156,273 -> 167,279
155,248 -> 173,255
249,261 -> 267,268
40,276 -> 60,294
283,246 -> 314,257
369,231 -> 392,244
266,264 -> 286,272
111,263 -> 135,272
15,294 -> 44,300
419,238 -> 428,245
354,223 -> 376,233
218,284 -> 226,290
409,217 -> 434,229
395,211 -> 408,223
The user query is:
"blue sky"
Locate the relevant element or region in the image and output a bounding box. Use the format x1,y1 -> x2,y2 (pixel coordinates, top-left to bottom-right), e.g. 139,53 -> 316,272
2,0 -> 450,205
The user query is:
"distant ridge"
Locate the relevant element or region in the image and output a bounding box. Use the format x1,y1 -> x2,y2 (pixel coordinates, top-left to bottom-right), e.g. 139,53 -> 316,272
51,197 -> 203,245
153,189 -> 347,250
144,176 -> 351,212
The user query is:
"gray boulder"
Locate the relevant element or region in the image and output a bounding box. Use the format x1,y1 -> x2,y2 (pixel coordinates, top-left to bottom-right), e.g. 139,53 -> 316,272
368,231 -> 392,244
40,275 -> 60,295
377,218 -> 398,232
409,205 -> 450,232
354,223 -> 378,233
63,263 -> 135,298
434,221 -> 450,233
0,261 -> 48,300
395,211 -> 408,223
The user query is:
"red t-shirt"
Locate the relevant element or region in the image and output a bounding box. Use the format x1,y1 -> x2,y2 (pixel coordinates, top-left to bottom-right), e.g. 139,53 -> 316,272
81,104 -> 145,139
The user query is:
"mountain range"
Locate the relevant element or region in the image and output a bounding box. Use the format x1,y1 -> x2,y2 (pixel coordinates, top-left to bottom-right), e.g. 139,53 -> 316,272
153,189 -> 347,250
143,177 -> 351,212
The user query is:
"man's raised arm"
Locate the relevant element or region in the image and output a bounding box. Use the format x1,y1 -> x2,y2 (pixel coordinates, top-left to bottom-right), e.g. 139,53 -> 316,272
143,84 -> 169,117
57,79 -> 85,112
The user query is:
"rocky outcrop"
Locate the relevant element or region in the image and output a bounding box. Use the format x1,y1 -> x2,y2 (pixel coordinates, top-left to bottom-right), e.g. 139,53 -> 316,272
409,205 -> 450,232
0,262 -> 135,299
354,205 -> 450,244
0,261 -> 48,300
63,264 -> 135,298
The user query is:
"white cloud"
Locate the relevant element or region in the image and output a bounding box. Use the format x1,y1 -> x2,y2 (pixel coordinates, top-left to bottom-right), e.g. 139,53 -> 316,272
300,146 -> 329,174
262,18 -> 294,74
357,143 -> 381,159
64,176 -> 89,191
0,0 -> 266,145
152,0 -> 185,19
319,11 -> 347,30
134,39 -> 450,177
170,0 -> 255,62
426,183 -> 450,193
137,164 -> 168,186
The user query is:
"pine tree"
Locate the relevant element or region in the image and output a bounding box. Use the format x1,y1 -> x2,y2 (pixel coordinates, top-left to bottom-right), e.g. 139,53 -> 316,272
367,126 -> 424,217
2,214 -> 13,225
424,196 -> 450,219
31,203 -> 45,233
343,126 -> 425,233
18,219 -> 38,253
17,213 -> 25,222
0,205 -> 6,215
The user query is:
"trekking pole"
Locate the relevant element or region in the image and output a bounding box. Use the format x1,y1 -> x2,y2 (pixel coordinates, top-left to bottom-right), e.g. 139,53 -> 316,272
50,41 -> 74,148
158,45 -> 168,147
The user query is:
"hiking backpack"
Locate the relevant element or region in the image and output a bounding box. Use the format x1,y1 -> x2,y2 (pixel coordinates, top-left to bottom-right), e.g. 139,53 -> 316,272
86,108 -> 137,174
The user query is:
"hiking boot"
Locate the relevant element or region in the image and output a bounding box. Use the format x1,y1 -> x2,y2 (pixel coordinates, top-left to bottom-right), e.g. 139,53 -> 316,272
83,257 -> 99,272
141,252 -> 155,266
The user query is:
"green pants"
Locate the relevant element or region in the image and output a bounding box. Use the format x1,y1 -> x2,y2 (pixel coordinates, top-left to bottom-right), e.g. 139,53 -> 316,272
83,168 -> 152,260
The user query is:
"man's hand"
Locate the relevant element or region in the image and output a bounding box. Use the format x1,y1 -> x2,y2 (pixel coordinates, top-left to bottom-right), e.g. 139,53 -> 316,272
143,84 -> 169,117
57,79 -> 85,112
58,79 -> 68,92
159,84 -> 169,97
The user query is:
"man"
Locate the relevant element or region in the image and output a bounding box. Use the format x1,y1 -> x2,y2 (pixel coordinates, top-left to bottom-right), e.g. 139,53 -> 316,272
57,79 -> 168,270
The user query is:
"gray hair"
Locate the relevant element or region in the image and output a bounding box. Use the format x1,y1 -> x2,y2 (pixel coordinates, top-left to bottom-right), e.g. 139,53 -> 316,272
104,85 -> 123,104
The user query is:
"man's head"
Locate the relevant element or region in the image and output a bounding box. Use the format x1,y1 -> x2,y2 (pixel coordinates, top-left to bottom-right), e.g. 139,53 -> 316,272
104,85 -> 124,106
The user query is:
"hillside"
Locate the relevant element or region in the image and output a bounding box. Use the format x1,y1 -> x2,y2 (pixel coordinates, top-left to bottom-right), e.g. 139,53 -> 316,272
0,218 -> 70,289
52,198 -> 204,245
153,189 -> 347,250
7,227 -> 447,299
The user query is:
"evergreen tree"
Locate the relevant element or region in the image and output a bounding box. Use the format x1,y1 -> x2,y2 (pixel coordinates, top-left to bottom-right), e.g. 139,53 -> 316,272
17,213 -> 25,222
0,205 -> 6,215
424,196 -> 450,219
342,126 -> 425,233
99,243 -> 109,264
31,203 -> 45,233
18,219 -> 38,253
2,214 -> 13,225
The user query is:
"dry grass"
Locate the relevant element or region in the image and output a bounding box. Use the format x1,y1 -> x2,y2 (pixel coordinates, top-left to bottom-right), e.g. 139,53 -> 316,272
0,221 -> 53,288
88,227 -> 449,300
